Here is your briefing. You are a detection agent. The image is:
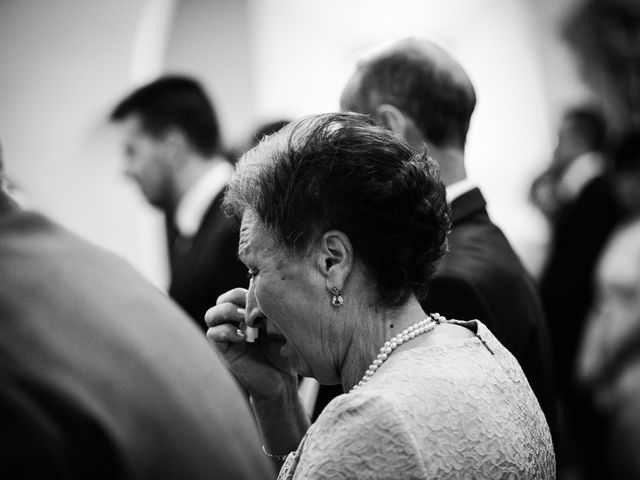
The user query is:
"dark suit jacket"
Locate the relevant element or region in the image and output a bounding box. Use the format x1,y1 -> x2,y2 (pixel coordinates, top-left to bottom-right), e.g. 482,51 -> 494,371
423,187 -> 556,438
539,174 -> 623,392
0,193 -> 272,479
168,189 -> 248,330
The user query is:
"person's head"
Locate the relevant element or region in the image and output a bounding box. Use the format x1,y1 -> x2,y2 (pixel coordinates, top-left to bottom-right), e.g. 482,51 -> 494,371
110,75 -> 221,209
340,37 -> 476,155
224,112 -> 450,381
554,106 -> 607,165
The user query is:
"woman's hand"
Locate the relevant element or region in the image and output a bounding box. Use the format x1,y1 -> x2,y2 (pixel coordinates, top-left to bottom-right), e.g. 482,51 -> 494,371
205,287 -> 297,400
206,287 -> 310,457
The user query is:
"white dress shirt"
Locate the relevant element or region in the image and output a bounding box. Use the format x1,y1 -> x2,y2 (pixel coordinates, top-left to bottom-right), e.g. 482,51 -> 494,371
174,158 -> 234,238
446,177 -> 477,203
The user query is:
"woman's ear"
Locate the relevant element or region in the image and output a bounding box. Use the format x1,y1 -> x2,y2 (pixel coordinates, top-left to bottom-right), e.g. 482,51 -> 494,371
316,230 -> 353,292
374,103 -> 410,137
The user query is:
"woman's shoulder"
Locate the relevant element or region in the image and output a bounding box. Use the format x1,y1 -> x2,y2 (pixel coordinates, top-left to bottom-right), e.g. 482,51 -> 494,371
299,378 -> 555,480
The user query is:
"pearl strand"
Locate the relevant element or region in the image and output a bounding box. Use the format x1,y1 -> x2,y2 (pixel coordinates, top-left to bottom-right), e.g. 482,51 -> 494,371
349,312 -> 446,393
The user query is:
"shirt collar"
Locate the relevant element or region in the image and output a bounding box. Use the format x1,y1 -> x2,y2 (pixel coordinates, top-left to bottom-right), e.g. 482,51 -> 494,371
175,157 -> 233,237
446,178 -> 477,203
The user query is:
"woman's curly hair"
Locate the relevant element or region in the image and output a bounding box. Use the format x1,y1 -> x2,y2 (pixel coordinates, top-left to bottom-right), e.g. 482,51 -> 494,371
224,112 -> 451,308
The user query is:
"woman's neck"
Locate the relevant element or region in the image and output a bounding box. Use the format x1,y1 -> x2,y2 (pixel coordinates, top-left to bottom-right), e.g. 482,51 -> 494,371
340,296 -> 428,392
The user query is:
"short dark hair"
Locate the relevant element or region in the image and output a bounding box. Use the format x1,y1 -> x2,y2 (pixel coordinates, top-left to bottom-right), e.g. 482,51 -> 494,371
348,39 -> 476,150
225,112 -> 451,307
563,106 -> 608,151
110,75 -> 221,156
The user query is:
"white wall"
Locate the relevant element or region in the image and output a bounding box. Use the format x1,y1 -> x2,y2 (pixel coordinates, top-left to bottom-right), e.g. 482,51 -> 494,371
0,0 -> 170,286
165,0 -> 256,146
0,0 -> 592,284
246,0 -> 562,275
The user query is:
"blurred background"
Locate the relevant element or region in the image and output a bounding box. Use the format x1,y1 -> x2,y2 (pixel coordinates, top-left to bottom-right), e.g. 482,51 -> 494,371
0,0 -> 635,289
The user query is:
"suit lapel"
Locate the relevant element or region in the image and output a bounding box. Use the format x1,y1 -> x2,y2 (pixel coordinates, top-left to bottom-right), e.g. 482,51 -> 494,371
196,189 -> 226,237
449,187 -> 487,226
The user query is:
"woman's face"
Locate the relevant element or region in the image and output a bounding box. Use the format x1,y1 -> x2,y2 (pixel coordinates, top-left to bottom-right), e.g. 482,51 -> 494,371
239,210 -> 333,379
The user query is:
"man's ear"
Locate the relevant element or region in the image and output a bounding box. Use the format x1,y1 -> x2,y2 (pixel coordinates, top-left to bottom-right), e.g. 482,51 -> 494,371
160,128 -> 189,167
316,230 -> 353,292
373,103 -> 410,136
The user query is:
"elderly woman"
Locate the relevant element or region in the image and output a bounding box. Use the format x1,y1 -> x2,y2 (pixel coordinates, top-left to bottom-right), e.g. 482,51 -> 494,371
206,112 -> 555,479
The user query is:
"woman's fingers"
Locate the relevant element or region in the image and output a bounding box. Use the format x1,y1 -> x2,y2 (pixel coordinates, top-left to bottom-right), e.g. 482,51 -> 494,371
204,296 -> 247,329
216,287 -> 248,307
206,324 -> 247,352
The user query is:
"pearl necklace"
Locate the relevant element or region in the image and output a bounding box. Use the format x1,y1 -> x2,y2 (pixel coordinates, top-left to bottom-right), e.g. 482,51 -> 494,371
349,312 -> 445,393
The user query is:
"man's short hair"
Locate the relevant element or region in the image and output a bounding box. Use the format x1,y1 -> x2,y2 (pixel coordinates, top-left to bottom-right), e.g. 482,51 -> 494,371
350,39 -> 476,150
110,75 -> 221,157
563,106 -> 608,152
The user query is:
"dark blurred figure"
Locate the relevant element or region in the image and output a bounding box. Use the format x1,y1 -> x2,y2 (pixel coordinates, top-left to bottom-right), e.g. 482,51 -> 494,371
0,145 -> 272,479
538,128 -> 640,479
110,75 -> 247,329
530,106 -> 608,223
334,37 -> 557,438
576,216 -> 640,480
538,126 -> 623,394
572,132 -> 640,479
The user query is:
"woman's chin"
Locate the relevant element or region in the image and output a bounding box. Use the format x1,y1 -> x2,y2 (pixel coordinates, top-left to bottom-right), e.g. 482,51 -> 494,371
280,344 -> 312,377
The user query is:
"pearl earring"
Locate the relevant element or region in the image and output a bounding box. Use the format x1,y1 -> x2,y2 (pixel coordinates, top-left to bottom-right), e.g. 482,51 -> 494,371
331,287 -> 344,307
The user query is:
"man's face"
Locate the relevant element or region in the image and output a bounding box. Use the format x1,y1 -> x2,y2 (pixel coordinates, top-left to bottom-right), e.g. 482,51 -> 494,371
119,115 -> 174,210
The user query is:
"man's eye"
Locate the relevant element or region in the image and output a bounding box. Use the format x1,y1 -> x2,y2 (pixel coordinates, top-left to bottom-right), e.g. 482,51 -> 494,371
247,269 -> 259,279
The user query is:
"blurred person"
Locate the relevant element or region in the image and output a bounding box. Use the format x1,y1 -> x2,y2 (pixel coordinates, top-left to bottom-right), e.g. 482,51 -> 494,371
575,216 -> 640,479
0,143 -> 272,479
338,37 -> 556,436
530,106 -> 609,222
206,112 -> 555,479
538,128 -> 640,478
574,129 -> 640,385
538,129 -> 631,393
110,75 -> 247,329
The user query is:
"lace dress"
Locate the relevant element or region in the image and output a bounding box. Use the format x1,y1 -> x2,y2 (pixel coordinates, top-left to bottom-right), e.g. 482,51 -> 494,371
279,320 -> 555,479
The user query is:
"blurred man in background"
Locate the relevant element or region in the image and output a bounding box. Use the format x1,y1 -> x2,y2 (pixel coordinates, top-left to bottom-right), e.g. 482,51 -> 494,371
530,106 -> 609,223
110,75 -> 247,329
337,37 -> 556,438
